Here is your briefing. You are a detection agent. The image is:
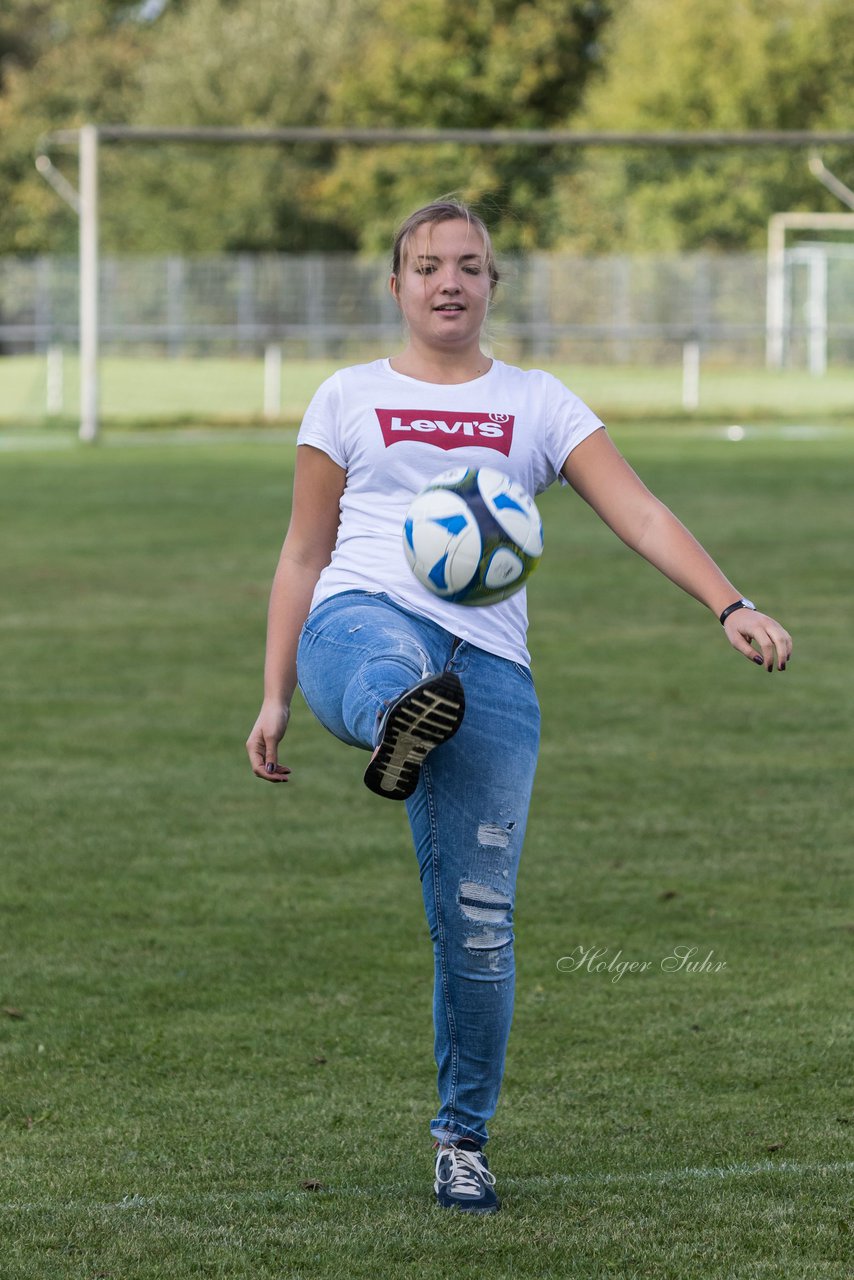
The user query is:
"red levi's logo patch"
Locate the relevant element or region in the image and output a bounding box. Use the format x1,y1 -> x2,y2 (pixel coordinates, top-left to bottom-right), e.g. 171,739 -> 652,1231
375,409 -> 514,456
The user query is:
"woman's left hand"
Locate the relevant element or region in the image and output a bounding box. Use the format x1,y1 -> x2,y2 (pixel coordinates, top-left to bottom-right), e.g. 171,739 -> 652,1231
724,610 -> 792,672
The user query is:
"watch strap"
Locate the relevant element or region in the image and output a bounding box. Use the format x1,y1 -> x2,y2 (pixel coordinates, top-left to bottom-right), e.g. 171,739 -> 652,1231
719,599 -> 756,626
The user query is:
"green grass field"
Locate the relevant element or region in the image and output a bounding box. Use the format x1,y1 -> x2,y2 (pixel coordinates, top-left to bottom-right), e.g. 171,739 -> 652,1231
1,422 -> 852,1278
1,353 -> 853,427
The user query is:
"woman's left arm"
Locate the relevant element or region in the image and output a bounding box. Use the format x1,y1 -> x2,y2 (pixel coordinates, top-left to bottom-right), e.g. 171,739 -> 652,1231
561,428 -> 792,672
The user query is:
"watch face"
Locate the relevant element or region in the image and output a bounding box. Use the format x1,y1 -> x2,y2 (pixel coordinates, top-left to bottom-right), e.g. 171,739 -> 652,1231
742,598 -> 756,610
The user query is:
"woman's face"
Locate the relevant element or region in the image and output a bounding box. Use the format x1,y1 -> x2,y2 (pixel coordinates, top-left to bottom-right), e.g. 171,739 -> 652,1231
391,218 -> 492,352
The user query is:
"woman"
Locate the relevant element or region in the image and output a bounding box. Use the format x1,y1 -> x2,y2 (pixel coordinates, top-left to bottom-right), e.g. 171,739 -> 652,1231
246,200 -> 792,1215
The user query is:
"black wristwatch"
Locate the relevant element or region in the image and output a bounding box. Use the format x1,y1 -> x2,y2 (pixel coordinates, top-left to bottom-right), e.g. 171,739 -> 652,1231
719,598 -> 756,626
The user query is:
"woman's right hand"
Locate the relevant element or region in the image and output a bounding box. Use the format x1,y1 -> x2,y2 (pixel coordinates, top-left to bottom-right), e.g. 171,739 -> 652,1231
246,444 -> 346,787
246,700 -> 292,783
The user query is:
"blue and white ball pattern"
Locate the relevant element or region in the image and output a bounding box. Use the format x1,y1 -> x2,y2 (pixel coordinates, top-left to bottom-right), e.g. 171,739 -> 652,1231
402,466 -> 544,606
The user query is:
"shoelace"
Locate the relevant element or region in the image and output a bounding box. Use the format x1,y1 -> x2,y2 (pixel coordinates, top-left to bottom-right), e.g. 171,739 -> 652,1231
435,1145 -> 497,1196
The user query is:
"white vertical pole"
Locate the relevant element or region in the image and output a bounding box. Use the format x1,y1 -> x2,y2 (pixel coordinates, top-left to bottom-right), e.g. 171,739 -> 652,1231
766,214 -> 786,370
682,340 -> 700,411
46,344 -> 64,415
806,247 -> 828,377
263,343 -> 282,419
79,124 -> 99,442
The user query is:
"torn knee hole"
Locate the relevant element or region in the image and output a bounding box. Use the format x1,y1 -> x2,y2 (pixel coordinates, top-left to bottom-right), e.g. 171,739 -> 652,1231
463,926 -> 513,953
476,821 -> 516,849
458,881 -> 512,925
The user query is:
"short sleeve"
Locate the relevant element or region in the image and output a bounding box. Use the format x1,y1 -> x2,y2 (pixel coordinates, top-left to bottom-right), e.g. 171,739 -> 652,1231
296,372 -> 347,470
543,374 -> 605,487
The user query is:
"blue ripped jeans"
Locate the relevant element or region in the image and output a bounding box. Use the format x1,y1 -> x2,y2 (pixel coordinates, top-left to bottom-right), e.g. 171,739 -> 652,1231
296,591 -> 540,1147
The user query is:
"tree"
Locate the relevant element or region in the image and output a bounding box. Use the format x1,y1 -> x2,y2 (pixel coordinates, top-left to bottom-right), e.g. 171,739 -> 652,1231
0,2 -> 151,253
0,0 -> 373,254
313,0 -> 614,252
110,0 -> 374,250
561,0 -> 854,251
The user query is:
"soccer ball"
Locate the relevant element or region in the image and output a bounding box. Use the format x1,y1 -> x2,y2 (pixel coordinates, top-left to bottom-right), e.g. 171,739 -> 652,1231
402,466 -> 543,606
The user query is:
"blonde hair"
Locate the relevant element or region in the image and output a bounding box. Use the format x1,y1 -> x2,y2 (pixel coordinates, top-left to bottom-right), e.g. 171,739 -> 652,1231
391,200 -> 499,293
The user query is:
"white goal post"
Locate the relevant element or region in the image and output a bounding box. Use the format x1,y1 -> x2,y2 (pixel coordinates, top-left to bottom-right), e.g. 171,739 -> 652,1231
34,124 -> 854,441
766,211 -> 854,372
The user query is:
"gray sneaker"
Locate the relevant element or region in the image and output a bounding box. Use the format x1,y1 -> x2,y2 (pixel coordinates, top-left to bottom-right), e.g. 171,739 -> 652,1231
363,672 -> 465,801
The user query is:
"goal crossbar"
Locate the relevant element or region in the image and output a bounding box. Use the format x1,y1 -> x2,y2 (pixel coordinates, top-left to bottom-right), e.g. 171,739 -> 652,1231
41,125 -> 854,150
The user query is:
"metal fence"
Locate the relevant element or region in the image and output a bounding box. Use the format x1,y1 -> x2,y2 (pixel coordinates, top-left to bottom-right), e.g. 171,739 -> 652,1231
1,249 -> 853,366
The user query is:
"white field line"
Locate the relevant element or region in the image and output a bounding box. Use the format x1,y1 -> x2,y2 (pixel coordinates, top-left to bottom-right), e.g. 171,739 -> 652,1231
712,424 -> 852,441
0,428 -> 299,451
1,423 -> 852,454
0,434 -> 76,451
1,1160 -> 852,1215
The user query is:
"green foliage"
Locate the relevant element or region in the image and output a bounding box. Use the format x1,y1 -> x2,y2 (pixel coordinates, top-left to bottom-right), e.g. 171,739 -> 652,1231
105,0 -> 371,250
0,2 -> 149,252
566,0 -> 854,250
314,0 -> 613,251
0,0 -> 133,82
0,0 -> 372,253
0,0 -> 852,254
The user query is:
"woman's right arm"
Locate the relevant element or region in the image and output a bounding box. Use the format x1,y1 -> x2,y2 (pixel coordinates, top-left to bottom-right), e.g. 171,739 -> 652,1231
246,444 -> 346,782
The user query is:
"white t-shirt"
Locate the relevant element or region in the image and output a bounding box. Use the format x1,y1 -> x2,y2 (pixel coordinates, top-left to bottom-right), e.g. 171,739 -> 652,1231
297,357 -> 604,666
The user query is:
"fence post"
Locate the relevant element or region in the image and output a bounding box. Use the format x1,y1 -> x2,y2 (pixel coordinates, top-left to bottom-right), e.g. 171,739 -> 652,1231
78,124 -> 99,442
264,343 -> 282,419
46,345 -> 64,415
682,340 -> 700,411
806,247 -> 828,377
237,255 -> 255,355
166,256 -> 185,358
